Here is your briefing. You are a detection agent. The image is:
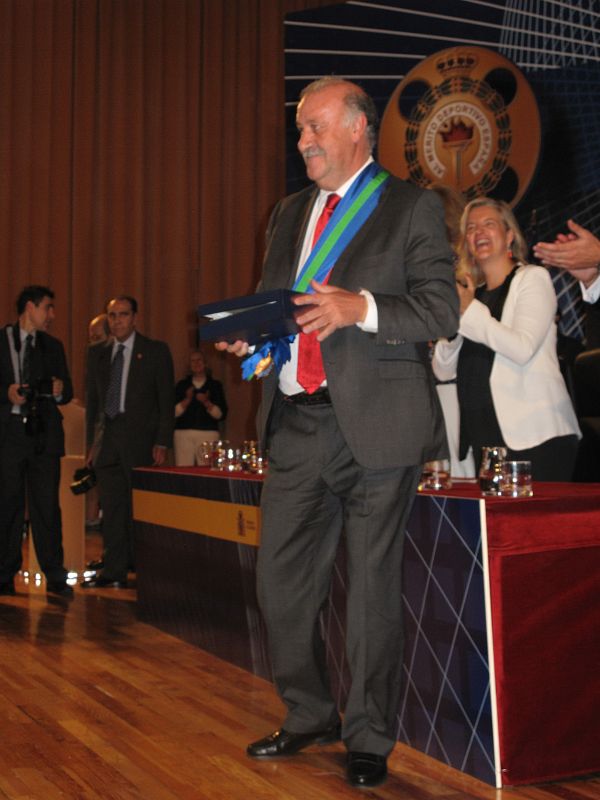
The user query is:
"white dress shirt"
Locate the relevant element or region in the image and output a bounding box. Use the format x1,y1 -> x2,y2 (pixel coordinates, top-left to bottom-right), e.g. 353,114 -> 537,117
278,157 -> 378,396
581,271 -> 600,304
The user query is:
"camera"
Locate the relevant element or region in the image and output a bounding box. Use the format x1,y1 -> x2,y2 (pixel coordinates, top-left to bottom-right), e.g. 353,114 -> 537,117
70,466 -> 97,495
17,377 -> 54,402
17,378 -> 55,440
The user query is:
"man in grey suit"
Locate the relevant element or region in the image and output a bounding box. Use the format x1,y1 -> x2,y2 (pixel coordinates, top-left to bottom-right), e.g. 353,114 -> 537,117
81,295 -> 174,589
218,77 -> 458,788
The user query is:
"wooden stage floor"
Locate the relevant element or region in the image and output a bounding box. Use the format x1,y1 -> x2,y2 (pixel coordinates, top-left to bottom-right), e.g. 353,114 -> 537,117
0,534 -> 598,799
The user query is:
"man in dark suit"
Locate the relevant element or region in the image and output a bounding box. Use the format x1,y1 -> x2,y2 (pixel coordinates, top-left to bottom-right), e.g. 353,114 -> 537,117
81,295 -> 174,589
0,285 -> 74,597
218,78 -> 458,788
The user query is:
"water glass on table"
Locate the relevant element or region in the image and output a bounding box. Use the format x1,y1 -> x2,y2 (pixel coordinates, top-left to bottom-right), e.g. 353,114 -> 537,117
479,446 -> 507,495
210,440 -> 230,470
247,441 -> 268,474
197,441 -> 215,467
419,459 -> 451,491
499,460 -> 533,497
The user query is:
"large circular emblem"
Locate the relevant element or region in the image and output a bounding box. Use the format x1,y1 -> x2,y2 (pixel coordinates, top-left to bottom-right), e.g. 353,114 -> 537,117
378,46 -> 541,207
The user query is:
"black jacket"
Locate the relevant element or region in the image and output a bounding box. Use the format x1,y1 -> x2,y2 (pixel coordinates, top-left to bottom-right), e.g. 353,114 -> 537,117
0,325 -> 73,456
174,374 -> 227,432
585,298 -> 600,350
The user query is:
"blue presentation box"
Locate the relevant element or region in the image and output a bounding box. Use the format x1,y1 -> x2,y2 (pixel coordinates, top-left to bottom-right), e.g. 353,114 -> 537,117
197,289 -> 302,345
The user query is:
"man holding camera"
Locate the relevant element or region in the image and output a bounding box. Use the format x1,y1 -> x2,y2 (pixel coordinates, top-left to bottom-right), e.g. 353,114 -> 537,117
0,285 -> 73,597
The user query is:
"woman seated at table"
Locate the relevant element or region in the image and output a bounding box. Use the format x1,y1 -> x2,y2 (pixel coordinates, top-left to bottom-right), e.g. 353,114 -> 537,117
432,197 -> 580,480
174,349 -> 228,465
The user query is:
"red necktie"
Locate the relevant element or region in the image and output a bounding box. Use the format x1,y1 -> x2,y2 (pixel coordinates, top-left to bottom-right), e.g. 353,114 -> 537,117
296,193 -> 341,393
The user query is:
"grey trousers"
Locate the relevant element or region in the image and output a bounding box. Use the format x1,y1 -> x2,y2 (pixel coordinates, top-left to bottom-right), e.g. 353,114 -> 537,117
258,398 -> 420,756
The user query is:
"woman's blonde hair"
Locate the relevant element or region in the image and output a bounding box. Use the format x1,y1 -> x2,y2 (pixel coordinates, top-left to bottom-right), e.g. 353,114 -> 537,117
456,197 -> 528,285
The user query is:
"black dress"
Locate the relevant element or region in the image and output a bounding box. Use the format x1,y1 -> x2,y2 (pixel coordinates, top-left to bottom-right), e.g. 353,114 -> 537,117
457,272 -> 515,473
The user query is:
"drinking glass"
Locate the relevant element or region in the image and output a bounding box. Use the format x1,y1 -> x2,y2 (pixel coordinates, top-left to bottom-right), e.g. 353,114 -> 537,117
241,440 -> 258,472
254,445 -> 268,474
224,447 -> 242,472
210,440 -> 230,470
499,460 -> 533,497
255,451 -> 268,475
479,446 -> 507,495
197,441 -> 214,468
419,459 -> 451,491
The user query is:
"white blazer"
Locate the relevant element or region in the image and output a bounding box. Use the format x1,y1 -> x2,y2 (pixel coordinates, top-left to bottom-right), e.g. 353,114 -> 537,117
432,264 -> 581,451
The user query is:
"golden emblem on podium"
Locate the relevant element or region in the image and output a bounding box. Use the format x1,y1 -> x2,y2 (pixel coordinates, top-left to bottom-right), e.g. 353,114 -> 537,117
378,46 -> 541,207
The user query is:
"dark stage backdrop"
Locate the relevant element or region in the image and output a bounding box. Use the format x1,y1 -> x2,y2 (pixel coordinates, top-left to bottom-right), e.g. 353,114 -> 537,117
2,1 -> 598,444
284,0 -> 600,341
0,0 -> 337,447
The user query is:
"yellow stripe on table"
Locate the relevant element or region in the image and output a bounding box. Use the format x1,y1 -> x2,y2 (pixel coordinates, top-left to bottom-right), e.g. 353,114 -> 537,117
132,489 -> 261,546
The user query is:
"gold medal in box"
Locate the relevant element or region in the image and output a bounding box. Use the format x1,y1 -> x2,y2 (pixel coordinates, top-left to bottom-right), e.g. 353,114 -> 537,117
378,46 -> 541,208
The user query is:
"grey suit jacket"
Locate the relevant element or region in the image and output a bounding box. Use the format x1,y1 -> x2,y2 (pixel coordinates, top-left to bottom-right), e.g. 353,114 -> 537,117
85,331 -> 174,467
257,174 -> 459,469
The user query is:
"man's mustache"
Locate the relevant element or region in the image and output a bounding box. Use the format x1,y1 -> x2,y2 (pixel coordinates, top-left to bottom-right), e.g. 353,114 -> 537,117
301,147 -> 325,160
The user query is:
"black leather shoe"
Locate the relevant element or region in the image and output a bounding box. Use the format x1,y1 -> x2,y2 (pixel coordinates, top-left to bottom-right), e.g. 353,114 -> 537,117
80,576 -> 128,589
85,558 -> 104,571
247,723 -> 341,759
47,581 -> 74,597
347,752 -> 388,788
0,580 -> 16,596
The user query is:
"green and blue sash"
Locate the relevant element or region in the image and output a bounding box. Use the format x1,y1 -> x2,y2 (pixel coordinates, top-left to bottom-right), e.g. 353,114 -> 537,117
242,162 -> 390,380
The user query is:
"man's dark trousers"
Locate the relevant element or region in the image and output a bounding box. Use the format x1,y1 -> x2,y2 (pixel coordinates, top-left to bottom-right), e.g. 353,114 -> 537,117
94,415 -> 139,582
0,415 -> 66,583
257,397 -> 420,757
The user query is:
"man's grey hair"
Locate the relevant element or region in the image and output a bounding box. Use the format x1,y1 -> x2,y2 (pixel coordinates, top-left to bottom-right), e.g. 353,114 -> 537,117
299,76 -> 379,152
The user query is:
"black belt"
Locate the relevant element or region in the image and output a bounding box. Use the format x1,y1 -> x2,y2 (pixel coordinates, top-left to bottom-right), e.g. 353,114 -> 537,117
282,387 -> 331,406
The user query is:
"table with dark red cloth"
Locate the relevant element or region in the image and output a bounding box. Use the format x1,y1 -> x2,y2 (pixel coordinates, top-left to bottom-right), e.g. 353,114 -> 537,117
466,482 -> 600,787
132,468 -> 600,787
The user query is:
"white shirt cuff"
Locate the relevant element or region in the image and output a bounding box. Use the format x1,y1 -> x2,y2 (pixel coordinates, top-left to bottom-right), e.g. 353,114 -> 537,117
581,271 -> 600,304
357,289 -> 378,333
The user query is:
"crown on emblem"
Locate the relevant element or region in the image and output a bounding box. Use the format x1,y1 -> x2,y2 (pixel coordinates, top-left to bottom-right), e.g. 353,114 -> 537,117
440,118 -> 474,144
435,52 -> 477,76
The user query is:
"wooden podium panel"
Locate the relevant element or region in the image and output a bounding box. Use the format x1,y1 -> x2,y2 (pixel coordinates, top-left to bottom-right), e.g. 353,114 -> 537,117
28,402 -> 86,575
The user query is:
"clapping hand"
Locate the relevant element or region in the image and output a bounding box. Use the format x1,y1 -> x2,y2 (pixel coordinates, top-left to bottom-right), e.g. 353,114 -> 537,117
456,274 -> 476,315
533,220 -> 600,287
196,390 -> 211,408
